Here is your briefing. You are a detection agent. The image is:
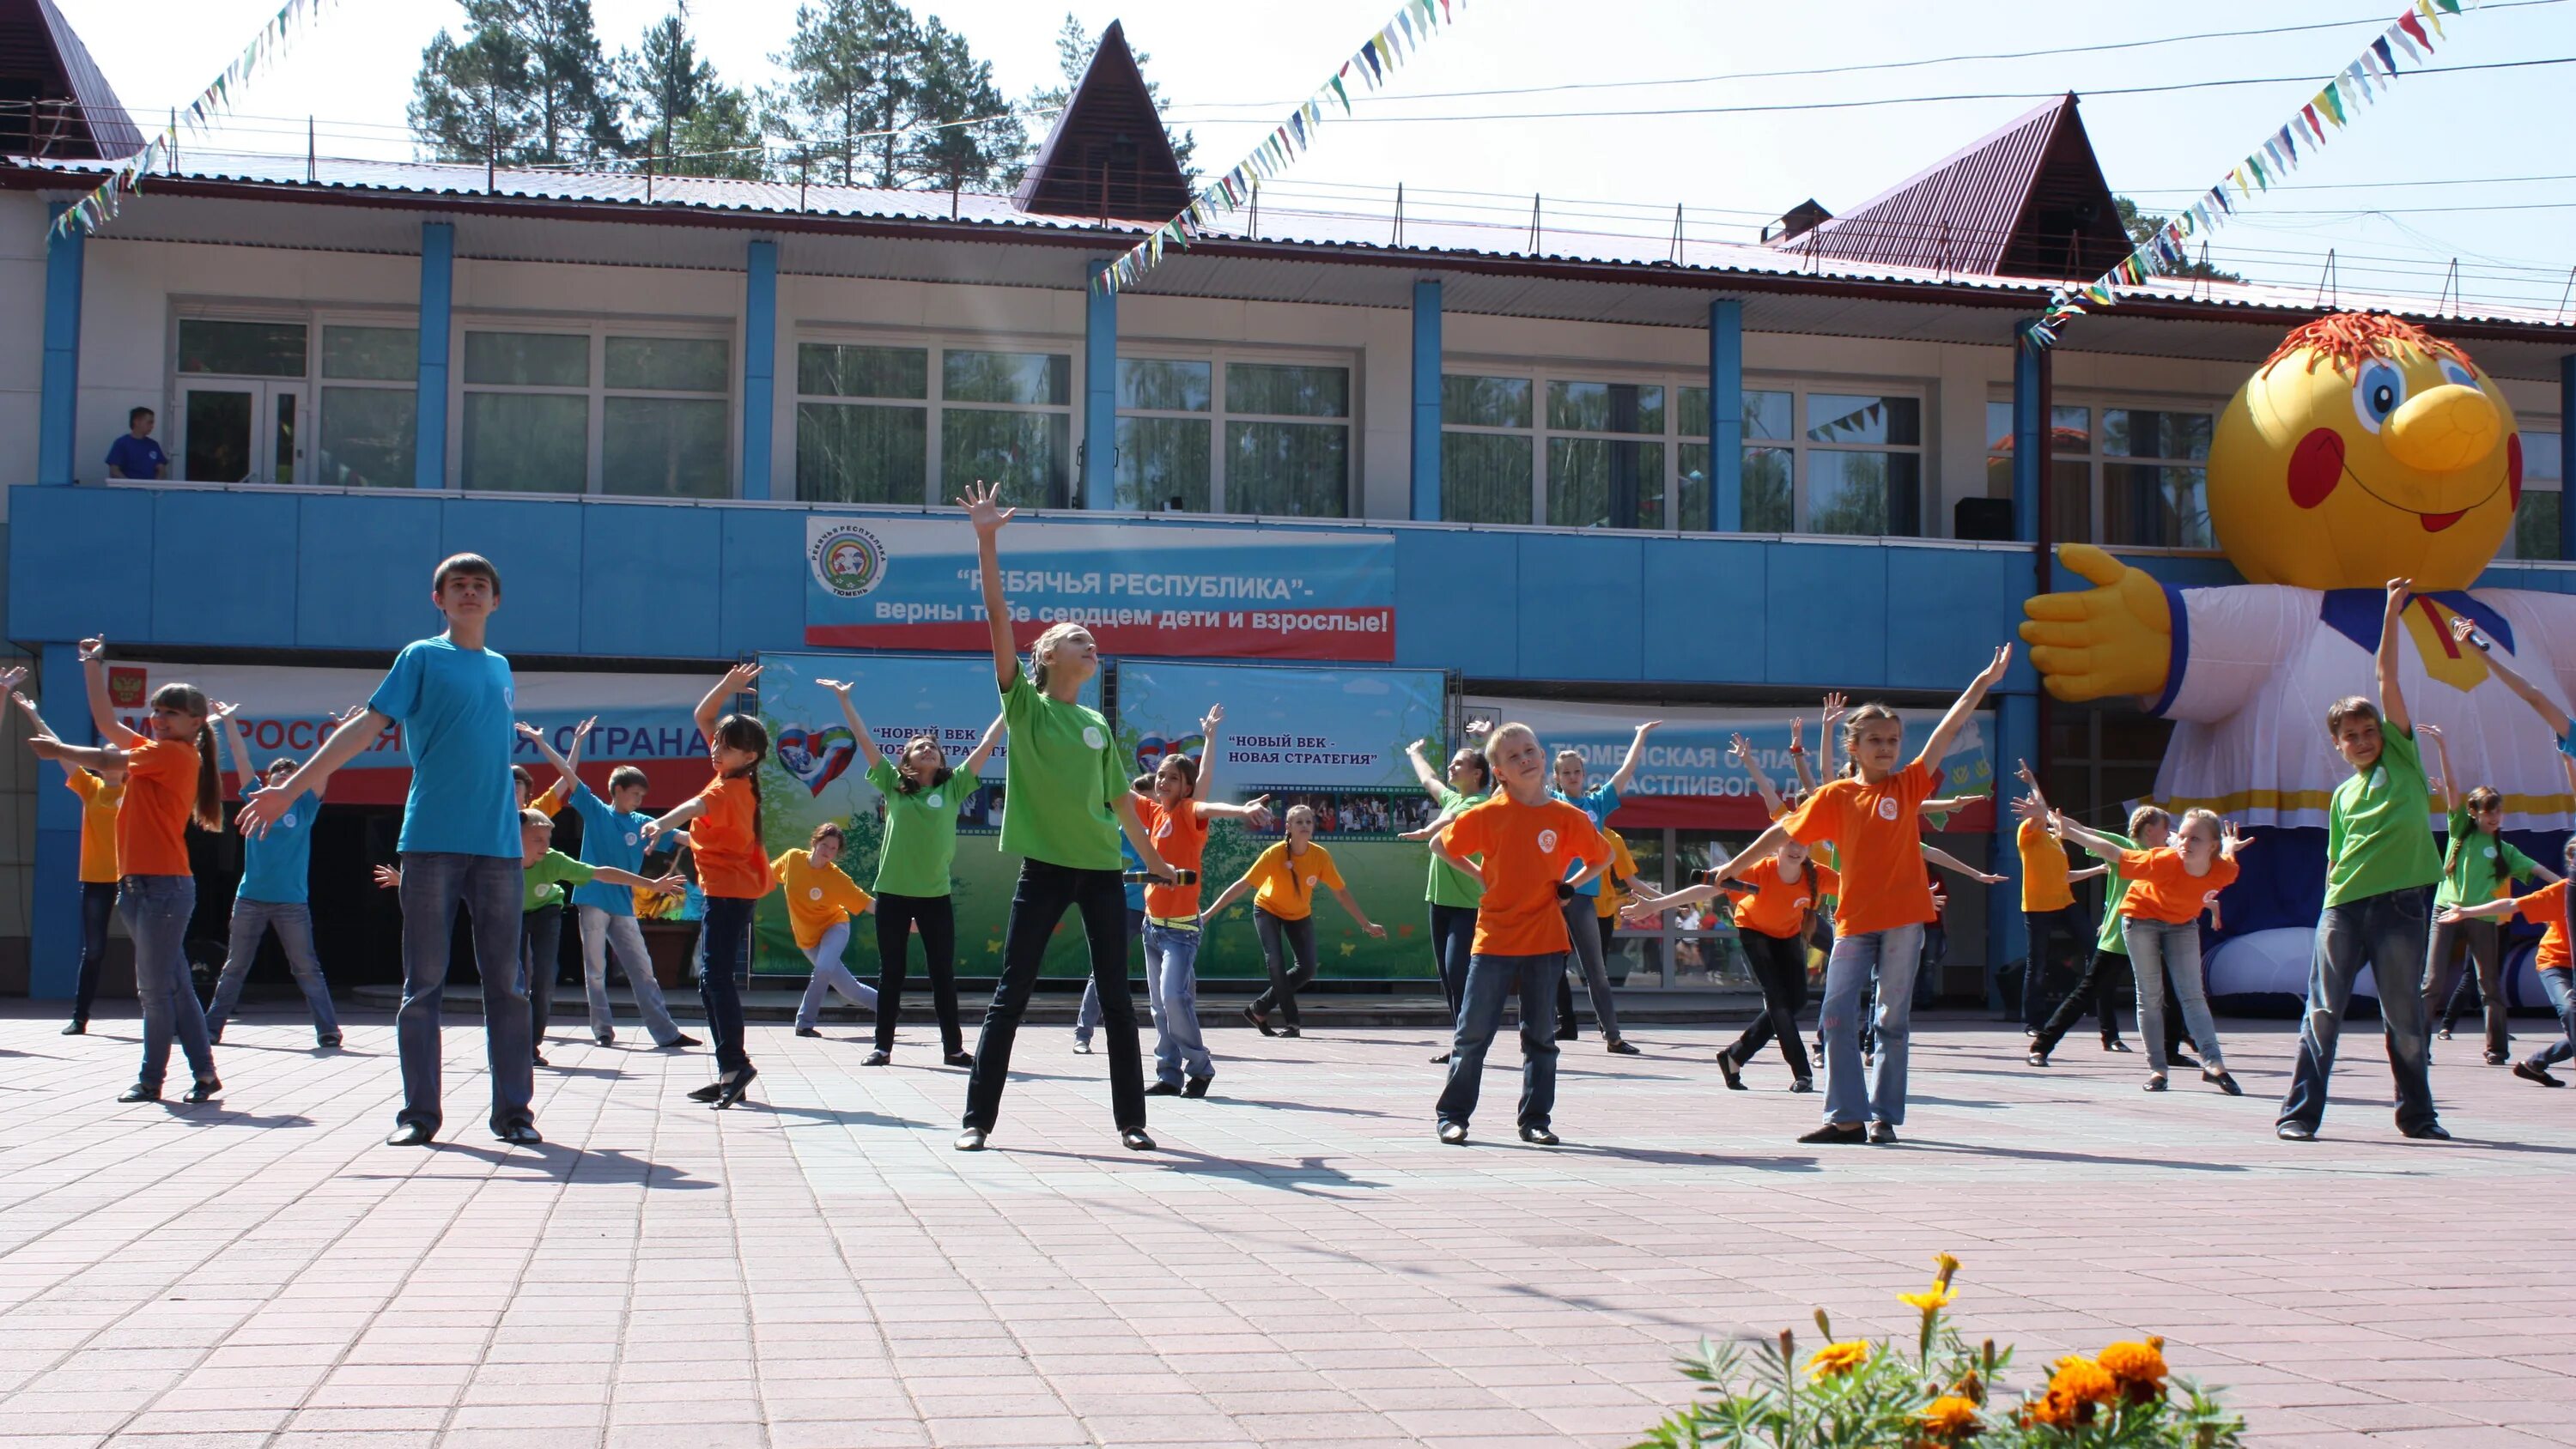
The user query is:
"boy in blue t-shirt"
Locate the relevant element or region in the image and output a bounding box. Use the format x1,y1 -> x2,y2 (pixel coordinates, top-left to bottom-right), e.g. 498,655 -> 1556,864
519,726 -> 697,1051
105,406 -> 167,480
204,703 -> 356,1048
243,553 -> 536,1149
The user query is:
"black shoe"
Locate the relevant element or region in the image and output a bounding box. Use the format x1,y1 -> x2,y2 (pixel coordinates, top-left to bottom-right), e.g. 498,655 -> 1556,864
182,1076 -> 221,1104
1867,1121 -> 1899,1145
1797,1123 -> 1867,1144
531,1050 -> 549,1068
1145,1082 -> 1182,1097
2143,1075 -> 2168,1092
2484,1050 -> 2509,1066
2204,1069 -> 2244,1096
1120,1127 -> 1156,1152
1605,1039 -> 1641,1056
1519,1125 -> 1558,1146
206,1023 -> 224,1045
2104,1037 -> 2131,1053
943,1051 -> 975,1068
1789,1076 -> 1815,1094
1429,1051 -> 1451,1064
955,1127 -> 987,1151
712,1065 -> 758,1109
1182,1076 -> 1211,1099
319,1034 -> 342,1050
386,1122 -> 435,1147
2513,1060 -> 2566,1088
1243,1007 -> 1275,1037
2167,1051 -> 2202,1072
1716,1050 -> 1746,1090
686,1080 -> 726,1103
62,1020 -> 86,1036
664,1034 -> 702,1049
1280,1026 -> 1302,1039
794,1026 -> 820,1039
861,1049 -> 891,1067
117,1083 -> 159,1103
2401,1121 -> 2452,1141
1437,1121 -> 1468,1145
2026,1049 -> 2050,1067
2438,1027 -> 2454,1040
1553,1027 -> 1580,1042
2276,1121 -> 2316,1142
595,1032 -> 616,1047
495,1122 -> 541,1146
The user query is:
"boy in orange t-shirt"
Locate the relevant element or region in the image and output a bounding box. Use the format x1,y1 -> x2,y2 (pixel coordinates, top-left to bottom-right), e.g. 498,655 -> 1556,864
1425,723 -> 1606,1146
2439,841 -> 2576,1087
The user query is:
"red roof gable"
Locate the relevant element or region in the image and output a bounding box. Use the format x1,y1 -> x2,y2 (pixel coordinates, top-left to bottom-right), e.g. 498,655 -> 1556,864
0,0 -> 143,160
1013,20 -> 1188,222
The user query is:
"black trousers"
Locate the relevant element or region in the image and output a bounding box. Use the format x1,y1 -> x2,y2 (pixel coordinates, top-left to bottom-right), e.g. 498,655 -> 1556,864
1726,926 -> 1814,1079
2033,944 -> 2189,1056
2021,904 -> 2089,1031
2424,916 -> 2506,1057
963,859 -> 1144,1132
521,902 -> 565,1052
698,895 -> 755,1076
73,880 -> 115,1025
875,892 -> 964,1055
1250,908 -> 1319,1027
1429,902 -> 1476,1021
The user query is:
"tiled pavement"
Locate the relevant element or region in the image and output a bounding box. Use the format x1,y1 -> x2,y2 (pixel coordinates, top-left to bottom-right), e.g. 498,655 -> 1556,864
3,1002 -> 2573,1448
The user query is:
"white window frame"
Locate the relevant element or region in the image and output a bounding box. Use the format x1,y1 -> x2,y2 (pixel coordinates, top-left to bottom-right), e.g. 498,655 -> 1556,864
313,317 -> 424,490
169,305 -> 422,488
1112,345 -> 1359,517
792,329 -> 1078,509
453,316 -> 736,498
1984,393 -> 2223,553
2507,423 -> 2566,561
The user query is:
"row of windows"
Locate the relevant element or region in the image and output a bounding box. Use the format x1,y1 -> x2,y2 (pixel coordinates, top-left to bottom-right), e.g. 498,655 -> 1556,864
161,315 -> 2572,555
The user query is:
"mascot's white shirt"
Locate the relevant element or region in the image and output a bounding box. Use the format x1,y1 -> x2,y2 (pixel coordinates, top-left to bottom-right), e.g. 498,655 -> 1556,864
2155,584 -> 2576,831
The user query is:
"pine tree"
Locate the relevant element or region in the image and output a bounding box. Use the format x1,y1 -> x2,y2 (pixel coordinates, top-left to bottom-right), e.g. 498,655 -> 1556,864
903,15 -> 1023,199
1012,14 -> 1195,188
764,0 -> 916,187
410,0 -> 621,167
617,4 -> 762,179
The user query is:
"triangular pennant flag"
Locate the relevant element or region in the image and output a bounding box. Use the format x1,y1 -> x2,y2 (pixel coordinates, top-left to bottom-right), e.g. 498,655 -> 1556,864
2276,125 -> 2297,162
1357,39 -> 1383,83
2397,10 -> 2432,50
1328,73 -> 1352,111
2434,0 -> 2461,14
2417,0 -> 2445,39
2373,35 -> 2399,72
2248,155 -> 2270,188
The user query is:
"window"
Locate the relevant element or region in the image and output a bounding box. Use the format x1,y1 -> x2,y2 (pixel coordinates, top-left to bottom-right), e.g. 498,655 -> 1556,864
1988,401 -> 2214,549
2511,429 -> 2564,561
317,324 -> 416,489
797,341 -> 1071,508
1444,372 -> 1922,535
461,328 -> 731,497
179,319 -> 307,378
1111,355 -> 1352,516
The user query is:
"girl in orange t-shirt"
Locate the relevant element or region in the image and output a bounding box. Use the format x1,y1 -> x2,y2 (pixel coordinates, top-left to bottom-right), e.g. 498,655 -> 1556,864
1626,841 -> 1837,1093
1121,703 -> 1272,1095
1205,802 -> 1386,1037
10,688 -> 125,1036
21,641 -> 226,1104
2439,834 -> 2576,1087
2057,807 -> 2251,1095
1710,645 -> 2013,1146
644,664 -> 774,1109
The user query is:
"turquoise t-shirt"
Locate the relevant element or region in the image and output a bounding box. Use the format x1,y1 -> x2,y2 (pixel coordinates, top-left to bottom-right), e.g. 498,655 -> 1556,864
1556,783 -> 1619,897
568,783 -> 652,916
236,789 -> 318,905
369,636 -> 519,858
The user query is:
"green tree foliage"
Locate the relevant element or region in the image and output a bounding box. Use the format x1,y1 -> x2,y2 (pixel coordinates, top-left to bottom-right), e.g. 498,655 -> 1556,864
617,5 -> 763,179
1013,13 -> 1197,188
903,15 -> 1025,198
410,0 -> 623,167
2115,196 -> 2245,283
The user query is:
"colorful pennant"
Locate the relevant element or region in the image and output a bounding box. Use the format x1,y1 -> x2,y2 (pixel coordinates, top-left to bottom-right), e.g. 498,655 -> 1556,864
48,0 -> 337,239
2026,0 -> 2465,348
1092,0 -> 1466,294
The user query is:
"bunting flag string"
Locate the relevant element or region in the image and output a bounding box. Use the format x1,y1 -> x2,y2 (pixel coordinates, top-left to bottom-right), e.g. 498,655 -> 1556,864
48,0 -> 336,239
2025,0 -> 2466,349
1093,0 -> 1464,294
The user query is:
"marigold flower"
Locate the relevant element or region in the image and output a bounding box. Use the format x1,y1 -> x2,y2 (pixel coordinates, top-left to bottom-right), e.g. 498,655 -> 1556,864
2048,1355 -> 2119,1406
1806,1339 -> 1871,1379
2098,1338 -> 2171,1397
1935,1252 -> 1961,1277
1919,1394 -> 1981,1436
1899,1282 -> 1958,1313
2022,1386 -> 2084,1429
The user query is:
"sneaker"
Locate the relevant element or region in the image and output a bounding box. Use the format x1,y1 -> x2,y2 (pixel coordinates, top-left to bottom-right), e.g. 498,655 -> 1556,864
1437,1121 -> 1468,1146
1788,1076 -> 1815,1094
1715,1049 -> 1745,1091
1429,1051 -> 1451,1064
1243,1006 -> 1275,1036
954,1127 -> 987,1151
1280,1025 -> 1302,1039
117,1083 -> 160,1103
318,1034 -> 342,1050
1145,1082 -> 1182,1097
794,1026 -> 820,1039
1071,1038 -> 1093,1054
2103,1037 -> 2131,1053
62,1019 -> 86,1036
2438,1027 -> 2454,1041
861,1049 -> 891,1067
1182,1076 -> 1211,1099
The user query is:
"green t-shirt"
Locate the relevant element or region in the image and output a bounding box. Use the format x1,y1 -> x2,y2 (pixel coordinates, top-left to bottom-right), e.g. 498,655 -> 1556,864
2433,806 -> 2540,909
1424,785 -> 1488,908
867,755 -> 981,899
2324,726 -> 2442,908
998,669 -> 1126,870
2093,831 -> 2138,955
523,849 -> 596,913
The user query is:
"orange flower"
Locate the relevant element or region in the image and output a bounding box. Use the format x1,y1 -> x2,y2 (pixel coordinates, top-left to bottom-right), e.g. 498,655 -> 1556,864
1899,1282 -> 1958,1313
2098,1338 -> 2170,1399
2022,1386 -> 2082,1430
1807,1339 -> 1871,1379
2048,1355 -> 2120,1407
1919,1394 -> 1981,1437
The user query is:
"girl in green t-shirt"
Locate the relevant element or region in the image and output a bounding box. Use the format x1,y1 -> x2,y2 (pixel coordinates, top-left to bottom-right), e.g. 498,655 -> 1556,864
1405,736 -> 1491,1063
817,678 -> 1001,1070
953,482 -> 1176,1155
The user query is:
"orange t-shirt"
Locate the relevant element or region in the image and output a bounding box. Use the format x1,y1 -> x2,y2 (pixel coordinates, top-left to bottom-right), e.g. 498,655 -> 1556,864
118,737 -> 201,878
1780,760 -> 1937,935
68,769 -> 125,883
1249,840 -> 1344,922
690,774 -> 773,900
2515,882 -> 2570,971
1727,858 -> 1839,940
2017,817 -> 2075,912
2115,848 -> 2239,925
1438,794 -> 1603,957
1139,798 -> 1209,917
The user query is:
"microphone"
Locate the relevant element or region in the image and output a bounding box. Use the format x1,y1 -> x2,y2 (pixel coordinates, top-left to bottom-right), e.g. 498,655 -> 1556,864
1124,868 -> 1198,885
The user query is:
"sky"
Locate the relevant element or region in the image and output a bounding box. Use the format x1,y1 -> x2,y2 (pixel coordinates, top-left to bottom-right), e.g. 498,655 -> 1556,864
55,0 -> 2576,313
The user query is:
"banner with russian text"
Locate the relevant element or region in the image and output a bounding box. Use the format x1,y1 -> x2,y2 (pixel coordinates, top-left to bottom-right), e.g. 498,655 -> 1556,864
803,515 -> 1398,663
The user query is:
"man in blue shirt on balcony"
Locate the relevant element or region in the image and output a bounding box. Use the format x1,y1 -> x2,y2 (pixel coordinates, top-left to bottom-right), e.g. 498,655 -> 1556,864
105,407 -> 168,480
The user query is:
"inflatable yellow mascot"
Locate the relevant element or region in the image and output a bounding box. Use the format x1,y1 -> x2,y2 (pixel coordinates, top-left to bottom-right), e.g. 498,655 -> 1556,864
2020,312 -> 2569,834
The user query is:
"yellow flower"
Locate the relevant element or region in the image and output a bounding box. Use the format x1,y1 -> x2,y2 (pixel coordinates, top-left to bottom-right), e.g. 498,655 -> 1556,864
1806,1339 -> 1871,1379
2047,1355 -> 2120,1406
1899,1282 -> 1958,1313
2022,1386 -> 2082,1430
1919,1394 -> 1981,1436
2098,1338 -> 2171,1398
1935,1252 -> 1961,1277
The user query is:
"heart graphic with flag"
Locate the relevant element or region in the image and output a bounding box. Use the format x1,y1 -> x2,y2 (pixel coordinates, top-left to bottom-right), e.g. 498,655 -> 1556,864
775,724 -> 858,797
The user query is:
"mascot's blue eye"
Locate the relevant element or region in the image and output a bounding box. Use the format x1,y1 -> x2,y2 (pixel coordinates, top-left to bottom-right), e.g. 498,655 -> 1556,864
2438,359 -> 2478,391
2350,361 -> 2405,433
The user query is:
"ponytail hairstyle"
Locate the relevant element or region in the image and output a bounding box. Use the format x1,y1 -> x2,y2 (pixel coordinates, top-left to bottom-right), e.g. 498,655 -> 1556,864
149,682 -> 223,832
1839,702 -> 1903,767
892,735 -> 951,795
1028,621 -> 1089,693
714,712 -> 770,846
1449,747 -> 1492,795
1156,753 -> 1200,796
2126,804 -> 2171,838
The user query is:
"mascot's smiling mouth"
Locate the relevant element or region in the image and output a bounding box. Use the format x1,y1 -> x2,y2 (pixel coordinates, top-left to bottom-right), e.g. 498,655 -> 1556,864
2341,461 -> 2506,533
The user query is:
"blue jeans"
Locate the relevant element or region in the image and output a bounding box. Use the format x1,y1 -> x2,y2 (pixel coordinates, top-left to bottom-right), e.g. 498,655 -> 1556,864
699,895 -> 756,1074
2123,918 -> 2225,1076
2528,967 -> 2575,1070
1072,906 -> 1147,1044
1429,903 -> 1476,1021
1817,924 -> 1925,1126
120,874 -> 214,1093
208,897 -> 340,1040
795,919 -> 878,1028
1436,952 -> 1561,1131
1144,919 -> 1212,1087
2278,886 -> 2437,1133
396,852 -> 533,1136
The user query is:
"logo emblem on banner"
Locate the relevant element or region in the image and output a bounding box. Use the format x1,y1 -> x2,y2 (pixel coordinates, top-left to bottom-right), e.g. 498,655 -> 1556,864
106,666 -> 147,708
775,724 -> 858,797
810,523 -> 888,598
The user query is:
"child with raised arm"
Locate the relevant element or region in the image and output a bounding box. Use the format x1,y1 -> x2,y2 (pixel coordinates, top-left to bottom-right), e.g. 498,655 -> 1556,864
1547,721 -> 1660,1054
1205,802 -> 1385,1039
2416,722 -> 2555,1064
1710,646 -> 2013,1146
2277,579 -> 2447,1143
2009,761 -> 2111,1035
519,724 -> 699,1052
2026,806 -> 2184,1066
1406,734 -> 1491,1059
2439,848 -> 2576,1090
1129,706 -> 1272,1097
204,700 -> 355,1048
1625,835 -> 1835,1093
818,678 -> 1001,1069
641,664 -> 773,1109
11,685 -> 123,1037
954,482 -> 1176,1154
516,809 -> 683,1064
2056,808 -> 2251,1094
23,646 -> 226,1104
1426,722 -> 1607,1145
775,823 -> 880,1038
244,555 -> 537,1147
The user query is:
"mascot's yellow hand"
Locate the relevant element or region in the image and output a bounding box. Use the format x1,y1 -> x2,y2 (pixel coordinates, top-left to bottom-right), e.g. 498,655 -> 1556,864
2018,543 -> 2173,703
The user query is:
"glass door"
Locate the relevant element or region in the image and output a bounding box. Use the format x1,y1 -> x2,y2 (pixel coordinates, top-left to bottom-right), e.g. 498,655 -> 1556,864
179,381 -> 304,482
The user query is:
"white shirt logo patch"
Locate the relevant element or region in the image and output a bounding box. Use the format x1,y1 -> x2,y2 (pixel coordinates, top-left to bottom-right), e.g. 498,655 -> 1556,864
1877,798 -> 1899,821
926,793 -> 943,809
808,888 -> 823,900
280,813 -> 297,829
1082,725 -> 1106,750
1537,828 -> 1559,853
2485,846 -> 2499,858
624,831 -> 640,846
